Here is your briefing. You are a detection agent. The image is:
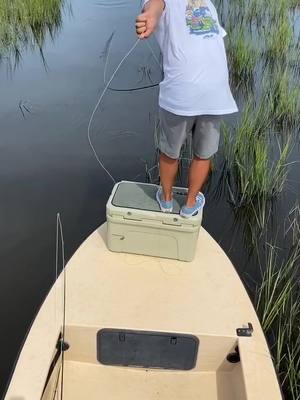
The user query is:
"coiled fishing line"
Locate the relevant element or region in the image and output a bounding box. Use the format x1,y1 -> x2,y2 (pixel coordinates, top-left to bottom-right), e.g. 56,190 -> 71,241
87,38 -> 140,184
87,37 -> 162,185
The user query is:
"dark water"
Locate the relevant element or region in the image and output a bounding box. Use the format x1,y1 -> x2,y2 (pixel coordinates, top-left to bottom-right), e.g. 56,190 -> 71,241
0,0 -> 299,397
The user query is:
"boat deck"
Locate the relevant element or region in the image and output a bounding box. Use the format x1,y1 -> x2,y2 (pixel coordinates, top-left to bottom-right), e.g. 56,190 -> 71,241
66,225 -> 255,336
5,224 -> 282,400
63,361 -> 241,400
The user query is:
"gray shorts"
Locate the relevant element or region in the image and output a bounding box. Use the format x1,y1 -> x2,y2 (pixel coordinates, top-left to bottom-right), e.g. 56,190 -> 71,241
158,107 -> 221,160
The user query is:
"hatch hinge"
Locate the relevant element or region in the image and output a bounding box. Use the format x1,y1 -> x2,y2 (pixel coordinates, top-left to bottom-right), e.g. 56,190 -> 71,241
236,322 -> 253,337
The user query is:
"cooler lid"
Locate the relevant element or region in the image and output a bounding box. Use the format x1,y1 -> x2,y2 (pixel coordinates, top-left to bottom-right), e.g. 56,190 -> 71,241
108,181 -> 202,227
112,181 -> 186,214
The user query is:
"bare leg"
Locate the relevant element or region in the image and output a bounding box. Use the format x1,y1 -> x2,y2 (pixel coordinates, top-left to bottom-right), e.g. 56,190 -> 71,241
186,157 -> 211,207
159,152 -> 179,201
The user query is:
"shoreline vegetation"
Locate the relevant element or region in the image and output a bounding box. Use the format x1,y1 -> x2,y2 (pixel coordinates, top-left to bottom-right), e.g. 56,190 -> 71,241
214,4 -> 300,397
0,0 -> 66,68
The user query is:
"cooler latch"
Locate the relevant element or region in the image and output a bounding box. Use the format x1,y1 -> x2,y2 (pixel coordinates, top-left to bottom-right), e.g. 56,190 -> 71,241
124,211 -> 142,222
162,217 -> 182,227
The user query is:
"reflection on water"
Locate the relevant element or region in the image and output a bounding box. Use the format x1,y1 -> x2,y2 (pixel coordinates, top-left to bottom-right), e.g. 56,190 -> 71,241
0,0 -> 67,68
100,33 -> 162,91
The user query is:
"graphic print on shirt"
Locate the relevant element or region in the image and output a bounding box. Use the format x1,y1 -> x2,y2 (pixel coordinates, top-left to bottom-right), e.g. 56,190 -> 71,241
185,0 -> 219,37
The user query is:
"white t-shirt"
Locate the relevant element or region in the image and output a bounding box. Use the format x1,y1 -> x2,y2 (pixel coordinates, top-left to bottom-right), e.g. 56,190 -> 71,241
144,0 -> 238,116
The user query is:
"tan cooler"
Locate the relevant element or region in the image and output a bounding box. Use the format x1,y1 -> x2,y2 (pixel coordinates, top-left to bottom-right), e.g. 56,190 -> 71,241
106,181 -> 202,262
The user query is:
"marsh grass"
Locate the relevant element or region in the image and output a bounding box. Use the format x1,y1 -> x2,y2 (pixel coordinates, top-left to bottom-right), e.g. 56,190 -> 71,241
223,130 -> 292,205
245,0 -> 265,22
264,65 -> 300,128
249,202 -> 300,397
226,25 -> 258,88
265,13 -> 294,61
216,0 -> 299,218
267,0 -> 289,20
222,98 -> 293,204
255,208 -> 300,398
289,0 -> 300,8
0,0 -> 66,67
218,93 -> 296,249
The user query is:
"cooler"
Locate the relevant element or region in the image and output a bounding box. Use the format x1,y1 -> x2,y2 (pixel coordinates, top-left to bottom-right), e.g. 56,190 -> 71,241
106,181 -> 203,262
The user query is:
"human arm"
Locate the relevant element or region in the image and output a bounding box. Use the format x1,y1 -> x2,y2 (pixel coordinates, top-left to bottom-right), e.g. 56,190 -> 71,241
135,0 -> 165,39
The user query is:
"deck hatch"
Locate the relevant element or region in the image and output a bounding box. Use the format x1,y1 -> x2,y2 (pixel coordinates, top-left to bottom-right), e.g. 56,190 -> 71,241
97,329 -> 199,370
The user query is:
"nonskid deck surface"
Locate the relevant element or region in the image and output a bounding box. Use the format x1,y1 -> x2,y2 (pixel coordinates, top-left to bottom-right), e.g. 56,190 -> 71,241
62,361 -> 238,400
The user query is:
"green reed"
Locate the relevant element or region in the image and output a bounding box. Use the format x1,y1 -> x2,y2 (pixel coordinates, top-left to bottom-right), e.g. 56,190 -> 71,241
265,12 -> 294,61
0,0 -> 65,66
226,25 -> 258,88
245,0 -> 265,22
255,205 -> 300,399
264,65 -> 300,128
222,97 -> 293,204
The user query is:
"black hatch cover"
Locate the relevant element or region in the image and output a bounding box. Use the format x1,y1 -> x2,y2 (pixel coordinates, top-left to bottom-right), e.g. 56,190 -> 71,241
97,329 -> 199,370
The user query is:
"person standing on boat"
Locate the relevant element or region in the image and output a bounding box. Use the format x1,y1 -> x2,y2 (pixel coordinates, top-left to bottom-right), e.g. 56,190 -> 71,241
136,0 -> 238,218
